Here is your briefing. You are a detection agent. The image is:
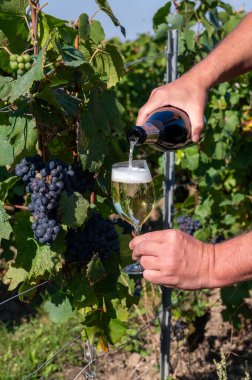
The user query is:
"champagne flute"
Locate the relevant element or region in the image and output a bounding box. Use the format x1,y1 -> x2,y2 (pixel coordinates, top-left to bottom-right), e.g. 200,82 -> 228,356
111,160 -> 155,275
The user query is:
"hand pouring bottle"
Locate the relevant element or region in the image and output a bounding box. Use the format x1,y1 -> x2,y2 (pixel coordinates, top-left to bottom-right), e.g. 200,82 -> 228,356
126,106 -> 194,152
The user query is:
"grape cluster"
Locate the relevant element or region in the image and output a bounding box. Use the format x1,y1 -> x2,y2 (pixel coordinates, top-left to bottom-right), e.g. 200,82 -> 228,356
177,215 -> 201,236
65,213 -> 120,263
15,155 -> 43,182
9,54 -> 32,77
15,157 -> 95,245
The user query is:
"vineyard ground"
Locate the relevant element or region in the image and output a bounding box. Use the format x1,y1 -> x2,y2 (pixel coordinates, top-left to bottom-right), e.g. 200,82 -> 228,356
0,275 -> 251,380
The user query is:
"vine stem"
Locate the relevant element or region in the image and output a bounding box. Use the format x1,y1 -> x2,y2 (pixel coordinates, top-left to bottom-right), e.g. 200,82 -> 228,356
0,46 -> 12,55
74,21 -> 79,50
21,47 -> 34,55
4,204 -> 28,211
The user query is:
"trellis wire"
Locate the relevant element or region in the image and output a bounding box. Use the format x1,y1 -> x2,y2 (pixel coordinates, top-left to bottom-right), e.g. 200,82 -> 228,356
124,52 -> 166,68
0,280 -> 49,307
22,333 -> 83,380
20,291 -> 185,380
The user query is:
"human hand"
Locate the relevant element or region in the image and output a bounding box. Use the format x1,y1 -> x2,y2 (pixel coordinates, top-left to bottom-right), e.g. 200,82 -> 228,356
130,230 -> 216,290
136,70 -> 209,143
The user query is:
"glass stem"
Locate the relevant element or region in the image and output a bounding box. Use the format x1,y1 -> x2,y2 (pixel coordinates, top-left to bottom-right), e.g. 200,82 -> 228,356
134,225 -> 142,236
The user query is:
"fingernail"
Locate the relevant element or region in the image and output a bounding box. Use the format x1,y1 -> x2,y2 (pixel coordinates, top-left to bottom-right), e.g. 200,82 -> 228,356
192,134 -> 200,143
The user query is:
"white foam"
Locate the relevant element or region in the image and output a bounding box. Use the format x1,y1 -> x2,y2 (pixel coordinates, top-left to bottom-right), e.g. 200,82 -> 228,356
112,167 -> 152,184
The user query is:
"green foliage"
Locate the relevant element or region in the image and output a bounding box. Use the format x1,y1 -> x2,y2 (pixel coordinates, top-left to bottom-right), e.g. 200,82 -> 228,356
116,0 -> 252,326
0,0 -> 130,348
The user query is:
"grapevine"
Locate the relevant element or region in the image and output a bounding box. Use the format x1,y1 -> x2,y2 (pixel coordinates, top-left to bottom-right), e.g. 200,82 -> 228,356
65,213 -> 120,263
9,53 -> 33,77
177,215 -> 201,236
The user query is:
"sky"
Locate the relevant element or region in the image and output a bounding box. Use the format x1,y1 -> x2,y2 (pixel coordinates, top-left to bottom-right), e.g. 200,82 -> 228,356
45,0 -> 252,40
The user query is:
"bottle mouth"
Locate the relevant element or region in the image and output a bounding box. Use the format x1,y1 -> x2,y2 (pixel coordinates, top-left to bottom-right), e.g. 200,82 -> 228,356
126,127 -> 146,144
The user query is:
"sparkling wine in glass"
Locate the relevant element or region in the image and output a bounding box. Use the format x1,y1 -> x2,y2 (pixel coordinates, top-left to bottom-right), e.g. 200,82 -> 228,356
111,160 -> 155,275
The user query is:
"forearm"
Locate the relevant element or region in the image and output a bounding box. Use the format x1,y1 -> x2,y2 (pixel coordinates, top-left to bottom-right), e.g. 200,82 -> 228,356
190,12 -> 252,89
210,231 -> 252,287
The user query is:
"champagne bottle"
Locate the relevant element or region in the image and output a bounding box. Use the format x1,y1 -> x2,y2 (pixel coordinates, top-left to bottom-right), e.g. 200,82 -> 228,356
126,106 -> 193,152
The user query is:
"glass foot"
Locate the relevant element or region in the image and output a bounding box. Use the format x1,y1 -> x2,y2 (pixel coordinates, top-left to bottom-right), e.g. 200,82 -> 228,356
123,260 -> 143,276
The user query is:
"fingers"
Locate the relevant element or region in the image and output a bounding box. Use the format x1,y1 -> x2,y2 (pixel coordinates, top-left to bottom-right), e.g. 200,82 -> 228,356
136,93 -> 166,125
132,240 -> 163,260
143,270 -> 169,285
189,113 -> 205,143
140,255 -> 161,271
129,231 -> 165,250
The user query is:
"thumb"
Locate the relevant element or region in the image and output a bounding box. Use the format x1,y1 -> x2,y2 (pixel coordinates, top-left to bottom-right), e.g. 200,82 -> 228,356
188,111 -> 205,143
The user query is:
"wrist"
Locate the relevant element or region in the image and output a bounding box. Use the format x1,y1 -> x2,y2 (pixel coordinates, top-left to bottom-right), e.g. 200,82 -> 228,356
200,243 -> 217,289
188,55 -> 224,91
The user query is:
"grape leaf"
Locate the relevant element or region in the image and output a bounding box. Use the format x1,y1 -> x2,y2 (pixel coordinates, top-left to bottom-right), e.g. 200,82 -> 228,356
94,0 -> 126,37
0,176 -> 19,202
3,212 -> 36,289
108,318 -> 128,344
58,191 -> 89,228
28,229 -> 66,279
166,14 -> 185,30
0,76 -> 14,100
61,45 -> 86,67
103,44 -> 124,88
79,13 -> 90,40
90,20 -> 105,44
0,202 -> 12,244
3,266 -> 28,291
44,293 -> 73,324
0,114 -> 37,166
184,28 -> 195,51
153,2 -> 171,30
86,254 -> 106,284
0,0 -> 29,15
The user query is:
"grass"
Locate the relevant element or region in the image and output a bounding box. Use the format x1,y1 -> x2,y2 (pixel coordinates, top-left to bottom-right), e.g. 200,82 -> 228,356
0,312 -> 84,380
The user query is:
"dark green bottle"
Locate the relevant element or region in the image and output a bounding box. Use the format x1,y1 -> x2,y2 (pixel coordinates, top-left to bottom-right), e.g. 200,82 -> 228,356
126,106 -> 193,152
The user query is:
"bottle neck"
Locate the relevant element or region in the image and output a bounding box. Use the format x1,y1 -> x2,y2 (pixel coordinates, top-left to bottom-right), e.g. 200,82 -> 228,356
127,123 -> 160,145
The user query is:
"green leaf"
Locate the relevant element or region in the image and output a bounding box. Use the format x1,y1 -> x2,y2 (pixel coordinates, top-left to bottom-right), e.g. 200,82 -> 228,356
0,0 -> 29,15
9,40 -> 49,102
0,76 -> 14,100
94,0 -> 126,37
86,254 -> 106,284
224,110 -> 239,133
182,146 -> 199,170
214,141 -> 227,160
79,13 -> 90,40
4,212 -> 36,289
44,293 -> 73,324
194,227 -> 211,242
0,176 -> 19,202
166,14 -> 185,30
0,202 -> 12,244
103,44 -> 124,88
3,266 -> 28,291
108,318 -> 128,344
90,20 -> 105,44
61,45 -> 86,67
58,191 -> 89,228
0,114 -> 37,166
28,229 -> 65,279
154,23 -> 168,42
153,2 -> 171,30
37,87 -> 81,117
184,28 -> 195,51
195,197 -> 214,220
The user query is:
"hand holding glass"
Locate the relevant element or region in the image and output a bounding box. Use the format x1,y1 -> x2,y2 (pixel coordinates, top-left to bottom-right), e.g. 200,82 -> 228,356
111,160 -> 155,275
